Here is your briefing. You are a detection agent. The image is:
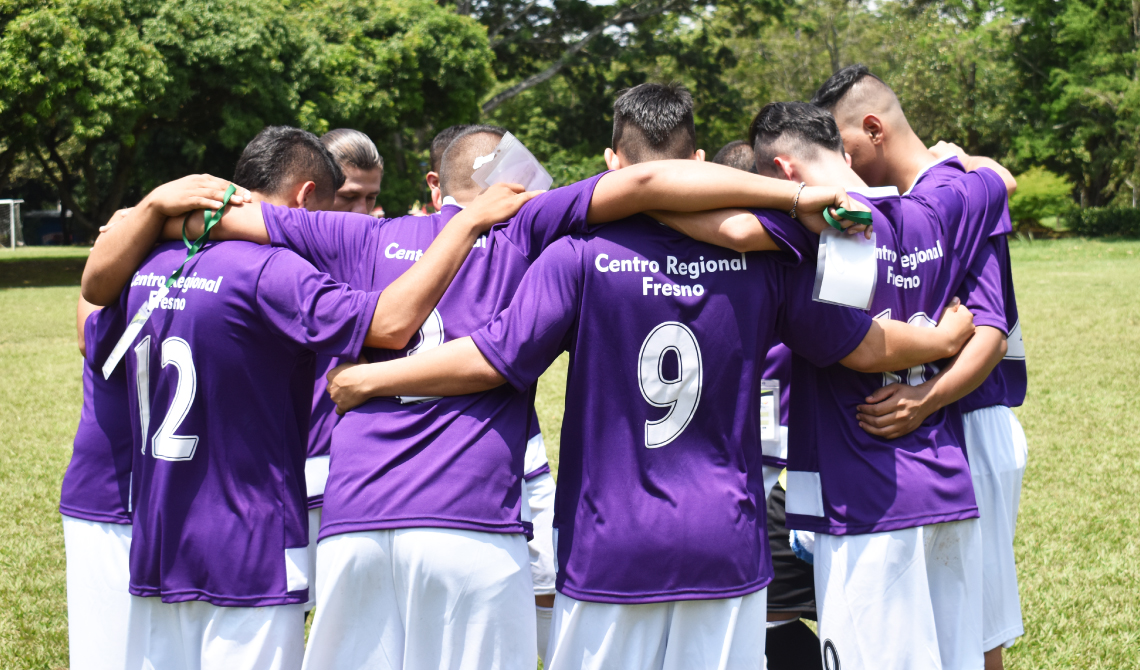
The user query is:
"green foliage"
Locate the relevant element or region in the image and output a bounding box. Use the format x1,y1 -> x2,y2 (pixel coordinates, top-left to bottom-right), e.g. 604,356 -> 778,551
1063,207 -> 1140,238
1010,167 -> 1073,223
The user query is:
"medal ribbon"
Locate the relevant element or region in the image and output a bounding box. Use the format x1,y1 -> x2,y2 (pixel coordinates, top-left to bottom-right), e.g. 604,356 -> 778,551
166,183 -> 238,287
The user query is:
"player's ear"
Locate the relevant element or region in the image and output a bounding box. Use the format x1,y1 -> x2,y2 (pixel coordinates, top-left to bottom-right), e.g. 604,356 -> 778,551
604,148 -> 623,171
863,114 -> 884,146
845,152 -> 853,168
773,156 -> 796,182
425,172 -> 440,190
431,186 -> 444,212
295,181 -> 317,209
692,149 -> 706,162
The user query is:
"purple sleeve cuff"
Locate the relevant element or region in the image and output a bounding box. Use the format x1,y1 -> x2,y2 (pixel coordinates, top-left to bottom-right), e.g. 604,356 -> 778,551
344,291 -> 383,360
470,328 -> 532,393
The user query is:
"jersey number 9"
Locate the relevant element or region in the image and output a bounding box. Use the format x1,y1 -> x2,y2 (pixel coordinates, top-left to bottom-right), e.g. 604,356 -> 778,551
638,322 -> 703,448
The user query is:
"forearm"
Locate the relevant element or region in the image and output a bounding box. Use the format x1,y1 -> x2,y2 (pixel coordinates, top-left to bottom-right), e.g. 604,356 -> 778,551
915,326 -> 1006,409
365,212 -> 486,349
842,320 -> 961,373
648,209 -> 779,253
81,202 -> 168,305
588,162 -> 800,223
162,199 -> 269,244
347,338 -> 506,397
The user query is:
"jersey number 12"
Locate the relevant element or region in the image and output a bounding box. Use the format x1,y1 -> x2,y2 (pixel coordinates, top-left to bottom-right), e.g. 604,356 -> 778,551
638,322 -> 703,448
133,336 -> 200,461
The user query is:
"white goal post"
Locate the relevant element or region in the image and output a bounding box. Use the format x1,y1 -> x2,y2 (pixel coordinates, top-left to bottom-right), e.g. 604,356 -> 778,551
0,199 -> 24,249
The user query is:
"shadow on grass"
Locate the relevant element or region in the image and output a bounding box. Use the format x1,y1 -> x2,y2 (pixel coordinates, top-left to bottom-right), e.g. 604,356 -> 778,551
0,257 -> 86,288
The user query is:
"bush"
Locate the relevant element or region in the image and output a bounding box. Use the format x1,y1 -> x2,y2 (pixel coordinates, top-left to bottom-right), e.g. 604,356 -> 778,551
1063,207 -> 1140,237
1009,167 -> 1073,224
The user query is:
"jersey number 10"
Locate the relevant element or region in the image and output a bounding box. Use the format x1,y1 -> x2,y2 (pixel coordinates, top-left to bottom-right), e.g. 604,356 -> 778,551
638,322 -> 703,448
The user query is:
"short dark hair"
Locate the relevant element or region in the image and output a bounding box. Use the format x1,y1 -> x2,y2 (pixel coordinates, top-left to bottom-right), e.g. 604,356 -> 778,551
439,127 -> 508,197
321,128 -> 383,173
749,102 -> 845,173
233,126 -> 344,202
711,140 -> 756,173
810,64 -> 884,111
612,83 -> 696,163
430,124 -> 505,175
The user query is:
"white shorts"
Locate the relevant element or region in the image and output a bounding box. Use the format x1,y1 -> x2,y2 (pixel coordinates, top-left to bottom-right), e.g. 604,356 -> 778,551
815,519 -> 983,670
546,589 -> 767,670
964,405 -> 1028,650
526,472 -> 557,597
305,507 -> 321,611
304,527 -> 534,670
125,597 -> 304,670
62,515 -> 133,670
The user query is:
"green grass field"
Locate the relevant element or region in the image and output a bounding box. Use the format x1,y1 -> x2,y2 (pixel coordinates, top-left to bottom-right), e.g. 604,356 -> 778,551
1,239 -> 1137,668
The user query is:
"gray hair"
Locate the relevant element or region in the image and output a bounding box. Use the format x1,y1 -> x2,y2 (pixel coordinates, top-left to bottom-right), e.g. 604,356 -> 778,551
320,128 -> 383,172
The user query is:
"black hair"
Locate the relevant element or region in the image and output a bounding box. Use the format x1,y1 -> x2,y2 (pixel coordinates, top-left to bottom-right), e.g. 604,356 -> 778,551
430,124 -> 505,175
711,140 -> 757,173
810,64 -> 884,111
438,126 -> 508,197
611,82 -> 696,163
233,126 -> 344,202
749,102 -> 845,172
321,128 -> 383,173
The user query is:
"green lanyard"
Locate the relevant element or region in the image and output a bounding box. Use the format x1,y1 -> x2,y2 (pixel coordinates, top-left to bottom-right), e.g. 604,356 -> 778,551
823,206 -> 873,232
165,183 -> 237,288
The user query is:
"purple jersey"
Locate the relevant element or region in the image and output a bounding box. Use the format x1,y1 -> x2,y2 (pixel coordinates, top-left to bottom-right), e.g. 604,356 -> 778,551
306,355 -> 340,509
120,240 -> 379,607
59,305 -> 133,524
260,174 -> 602,541
524,407 -> 550,481
763,344 -> 792,427
909,158 -> 1026,410
472,217 -> 872,604
764,169 -> 1012,535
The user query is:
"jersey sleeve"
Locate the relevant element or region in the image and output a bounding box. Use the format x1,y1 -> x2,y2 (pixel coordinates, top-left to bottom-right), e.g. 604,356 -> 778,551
775,261 -> 873,367
749,208 -> 819,264
260,202 -> 380,283
254,249 -> 382,360
956,238 -> 1008,333
85,300 -> 128,370
470,237 -> 584,391
498,173 -> 607,262
910,168 -> 1012,266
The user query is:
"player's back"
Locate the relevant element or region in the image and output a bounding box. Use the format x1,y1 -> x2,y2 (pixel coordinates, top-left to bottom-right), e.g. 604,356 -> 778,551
121,240 -> 376,606
784,174 -> 1010,535
259,176 -> 602,541
477,216 -> 870,603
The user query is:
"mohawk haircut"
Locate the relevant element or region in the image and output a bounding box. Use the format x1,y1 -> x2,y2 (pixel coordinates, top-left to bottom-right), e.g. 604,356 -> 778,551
711,140 -> 756,173
810,64 -> 885,111
438,126 -> 507,198
233,126 -> 344,202
749,102 -> 845,176
611,83 -> 697,164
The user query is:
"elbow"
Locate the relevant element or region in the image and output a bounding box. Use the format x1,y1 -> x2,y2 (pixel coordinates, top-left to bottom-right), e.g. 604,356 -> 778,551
365,326 -> 416,351
840,347 -> 880,374
720,215 -> 763,253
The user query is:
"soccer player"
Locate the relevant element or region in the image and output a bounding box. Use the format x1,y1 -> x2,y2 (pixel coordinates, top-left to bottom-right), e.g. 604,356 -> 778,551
61,188 -> 244,670
813,65 -> 1028,670
667,101 -> 1011,670
425,124 -> 476,210
321,128 -> 384,215
711,139 -> 758,173
713,139 -> 822,668
294,128 -> 387,611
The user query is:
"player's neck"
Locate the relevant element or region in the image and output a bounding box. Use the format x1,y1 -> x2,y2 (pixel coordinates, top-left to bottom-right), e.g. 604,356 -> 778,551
884,132 -> 933,194
800,156 -> 867,190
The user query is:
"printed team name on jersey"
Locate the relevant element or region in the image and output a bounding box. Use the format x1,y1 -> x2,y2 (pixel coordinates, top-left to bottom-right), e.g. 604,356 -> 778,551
383,235 -> 489,264
880,241 -> 945,290
592,251 -> 749,299
130,271 -> 224,311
